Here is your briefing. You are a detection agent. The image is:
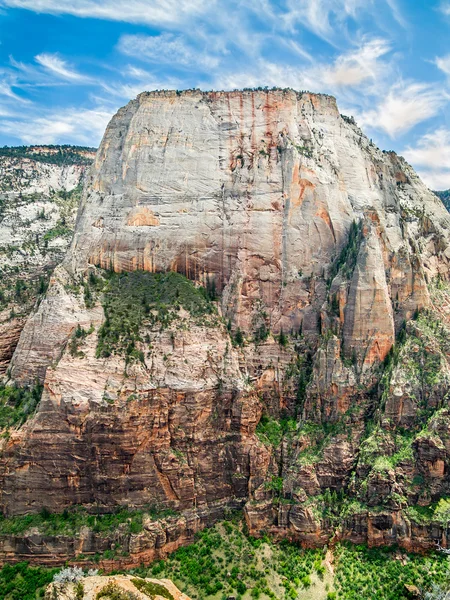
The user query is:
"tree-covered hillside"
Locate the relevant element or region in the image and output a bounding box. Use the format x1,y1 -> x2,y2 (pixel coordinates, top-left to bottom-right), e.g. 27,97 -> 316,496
0,145 -> 96,166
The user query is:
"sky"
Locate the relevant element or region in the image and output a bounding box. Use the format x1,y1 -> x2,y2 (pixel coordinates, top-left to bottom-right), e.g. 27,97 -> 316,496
0,1 -> 449,189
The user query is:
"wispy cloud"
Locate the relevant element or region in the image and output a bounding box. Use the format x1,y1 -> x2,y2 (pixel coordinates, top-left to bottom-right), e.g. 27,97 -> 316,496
0,0 -> 208,26
311,38 -> 391,88
0,78 -> 28,102
359,82 -> 449,137
440,1 -> 450,16
0,105 -> 113,144
402,128 -> 450,190
282,0 -> 367,44
403,128 -> 450,168
118,33 -> 220,70
35,53 -> 90,82
210,38 -> 391,97
100,64 -> 182,99
435,54 -> 450,76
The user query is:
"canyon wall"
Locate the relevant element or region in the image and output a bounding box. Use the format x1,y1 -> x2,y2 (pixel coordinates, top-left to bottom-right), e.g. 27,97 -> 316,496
2,90 -> 450,557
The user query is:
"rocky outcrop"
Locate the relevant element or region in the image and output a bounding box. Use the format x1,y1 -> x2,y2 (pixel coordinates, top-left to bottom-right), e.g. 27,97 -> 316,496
3,90 -> 450,560
0,500 -> 243,567
46,575 -> 190,600
342,221 -> 395,367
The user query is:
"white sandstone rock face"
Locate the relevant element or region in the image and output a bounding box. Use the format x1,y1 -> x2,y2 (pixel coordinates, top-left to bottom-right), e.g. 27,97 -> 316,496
4,89 -> 450,521
10,89 -> 450,383
67,90 -> 450,330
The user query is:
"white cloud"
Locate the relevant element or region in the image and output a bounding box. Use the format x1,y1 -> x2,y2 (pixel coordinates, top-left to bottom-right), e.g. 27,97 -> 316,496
283,0 -> 364,41
211,38 -> 391,96
440,2 -> 450,16
359,82 -> 449,137
435,54 -> 450,76
0,79 -> 29,102
385,0 -> 408,28
118,33 -> 219,70
313,38 -> 391,88
403,128 -> 450,190
0,0 -> 208,26
416,169 -> 450,191
0,106 -> 113,144
99,65 -> 182,100
403,128 -> 450,168
35,53 -> 90,82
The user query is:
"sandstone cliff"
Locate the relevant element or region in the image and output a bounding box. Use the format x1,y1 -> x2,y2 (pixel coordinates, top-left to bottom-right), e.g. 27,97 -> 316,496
2,89 -> 450,559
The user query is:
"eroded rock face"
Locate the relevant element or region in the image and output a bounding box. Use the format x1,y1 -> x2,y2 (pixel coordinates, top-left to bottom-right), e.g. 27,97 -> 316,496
3,90 -> 450,558
45,575 -> 190,600
12,90 -> 450,387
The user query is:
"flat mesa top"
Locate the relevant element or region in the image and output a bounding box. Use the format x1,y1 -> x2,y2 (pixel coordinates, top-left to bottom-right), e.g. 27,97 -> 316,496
135,87 -> 337,102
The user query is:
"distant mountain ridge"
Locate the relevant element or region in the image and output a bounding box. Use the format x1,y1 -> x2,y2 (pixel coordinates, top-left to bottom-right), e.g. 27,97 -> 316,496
434,189 -> 450,211
0,144 -> 96,167
0,145 -> 95,373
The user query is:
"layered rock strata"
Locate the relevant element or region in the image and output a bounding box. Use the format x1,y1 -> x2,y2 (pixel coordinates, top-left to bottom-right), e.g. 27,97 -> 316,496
2,90 -> 450,559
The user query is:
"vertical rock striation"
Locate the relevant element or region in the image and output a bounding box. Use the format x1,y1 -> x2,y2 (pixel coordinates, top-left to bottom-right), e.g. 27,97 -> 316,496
2,90 -> 450,556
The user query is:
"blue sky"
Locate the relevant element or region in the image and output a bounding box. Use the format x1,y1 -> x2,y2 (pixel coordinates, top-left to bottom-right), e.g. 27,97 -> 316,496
0,1 -> 449,189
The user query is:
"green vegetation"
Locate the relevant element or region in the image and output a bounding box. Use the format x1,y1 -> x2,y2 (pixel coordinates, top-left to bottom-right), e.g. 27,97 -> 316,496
69,323 -> 94,358
132,578 -> 174,600
0,145 -> 95,166
0,382 -> 43,433
1,519 -> 449,599
0,504 -> 175,537
404,496 -> 450,526
96,271 -> 216,360
0,561 -> 58,600
132,516 -> 327,600
333,543 -> 449,600
96,581 -> 139,600
278,328 -> 288,347
380,309 -> 450,418
233,327 -> 245,347
43,222 -> 72,243
75,581 -> 85,600
256,414 -> 296,447
328,220 -> 362,285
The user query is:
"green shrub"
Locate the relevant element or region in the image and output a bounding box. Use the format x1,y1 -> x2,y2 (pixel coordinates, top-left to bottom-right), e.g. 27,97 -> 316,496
233,327 -> 244,347
96,581 -> 139,600
0,382 -> 43,432
96,271 -> 214,359
75,581 -> 84,600
0,562 -> 57,600
131,578 -> 174,600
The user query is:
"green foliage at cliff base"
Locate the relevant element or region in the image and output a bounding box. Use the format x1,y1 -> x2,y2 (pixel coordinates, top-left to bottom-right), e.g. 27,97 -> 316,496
333,543 -> 448,600
132,517 -> 326,600
1,519 -> 449,600
128,518 -> 449,600
0,561 -> 58,600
